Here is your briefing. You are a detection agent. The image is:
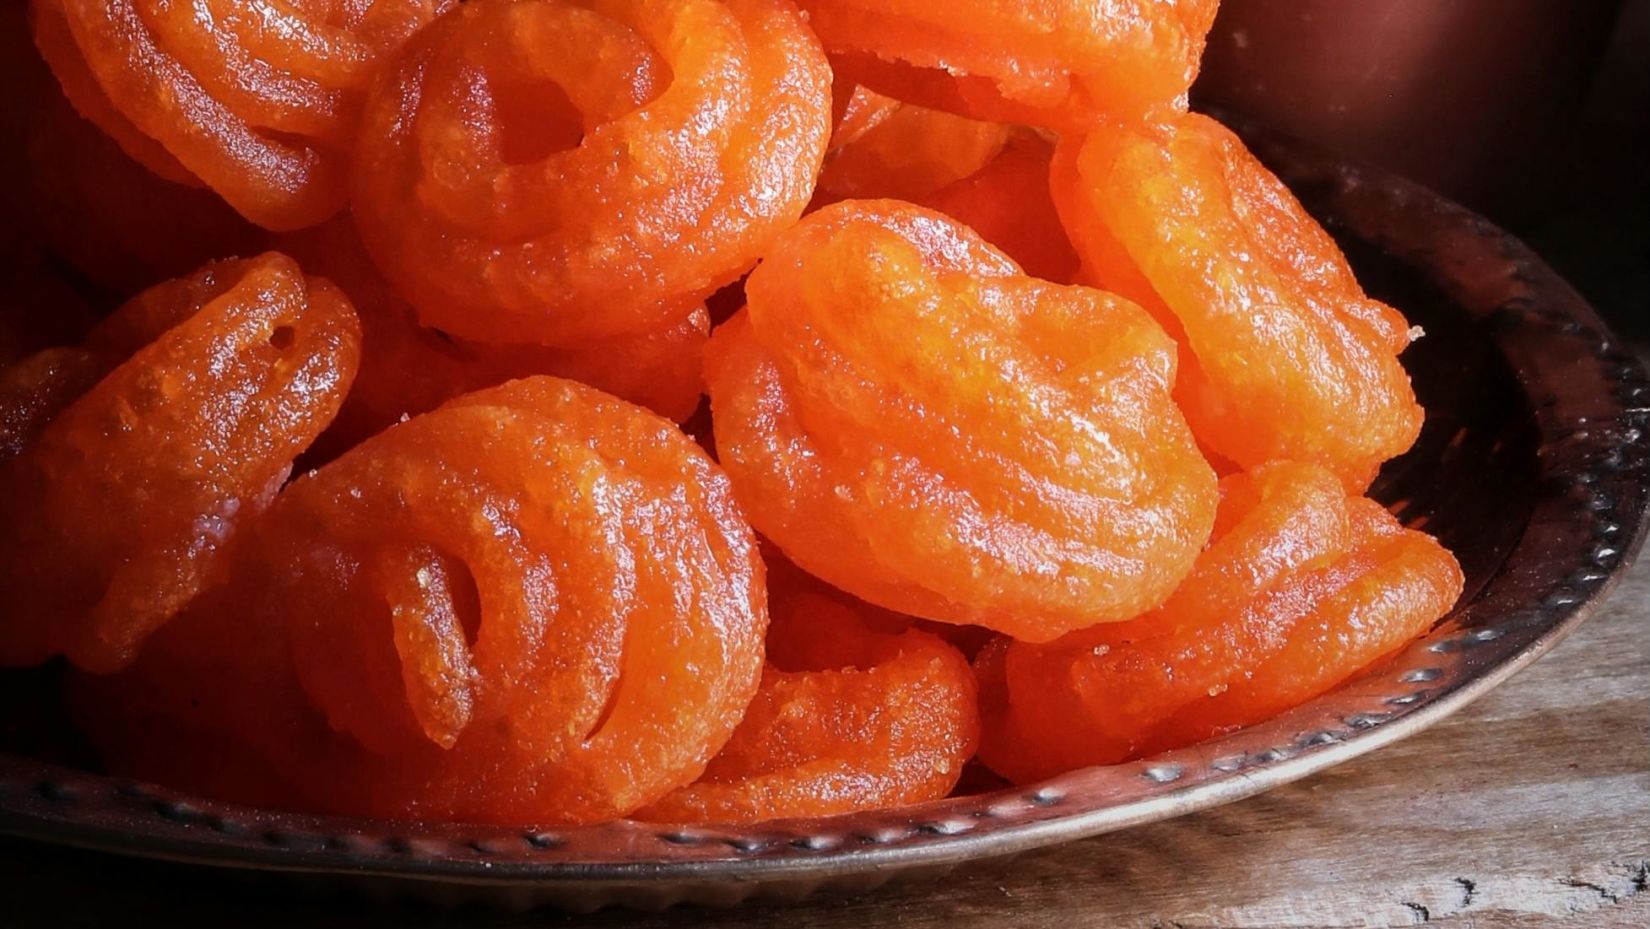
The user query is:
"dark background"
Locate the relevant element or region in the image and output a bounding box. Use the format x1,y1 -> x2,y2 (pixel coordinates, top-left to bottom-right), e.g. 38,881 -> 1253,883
1198,0 -> 1647,351
1518,0 -> 1649,350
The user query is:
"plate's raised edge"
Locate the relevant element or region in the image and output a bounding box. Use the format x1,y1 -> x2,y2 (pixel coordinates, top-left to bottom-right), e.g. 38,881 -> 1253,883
1,125 -> 1646,891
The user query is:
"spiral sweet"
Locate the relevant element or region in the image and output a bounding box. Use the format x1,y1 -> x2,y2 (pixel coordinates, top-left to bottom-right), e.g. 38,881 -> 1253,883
977,461 -> 1464,783
706,200 -> 1218,642
1052,113 -> 1425,489
633,597 -> 970,821
640,560 -> 977,823
32,0 -> 453,230
802,0 -> 1220,129
0,252 -> 361,672
83,377 -> 767,823
351,0 -> 833,347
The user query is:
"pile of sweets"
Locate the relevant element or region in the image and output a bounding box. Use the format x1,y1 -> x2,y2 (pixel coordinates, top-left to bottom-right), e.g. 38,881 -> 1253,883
0,0 -> 1461,825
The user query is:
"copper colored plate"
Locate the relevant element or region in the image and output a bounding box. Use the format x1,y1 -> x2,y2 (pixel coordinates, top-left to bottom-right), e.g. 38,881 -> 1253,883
1,121 -> 1646,912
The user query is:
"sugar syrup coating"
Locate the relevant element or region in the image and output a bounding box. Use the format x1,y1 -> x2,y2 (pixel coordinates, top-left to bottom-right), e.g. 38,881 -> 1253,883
0,253 -> 361,672
33,0 -> 453,230
640,560 -> 978,823
801,0 -> 1220,129
352,0 -> 832,348
85,377 -> 769,824
977,461 -> 1464,783
1051,113 -> 1424,489
707,200 -> 1219,643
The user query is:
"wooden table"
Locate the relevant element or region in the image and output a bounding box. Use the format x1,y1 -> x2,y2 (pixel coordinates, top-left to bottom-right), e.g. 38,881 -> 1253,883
3,554 -> 1644,928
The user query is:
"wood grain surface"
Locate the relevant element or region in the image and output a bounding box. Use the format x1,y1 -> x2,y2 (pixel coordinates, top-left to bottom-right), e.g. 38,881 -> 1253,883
1,553 -> 1644,928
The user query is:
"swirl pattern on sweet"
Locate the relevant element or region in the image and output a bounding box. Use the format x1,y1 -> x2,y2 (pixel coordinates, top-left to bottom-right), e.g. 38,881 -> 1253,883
977,461 -> 1464,783
0,252 -> 361,672
706,200 -> 1218,642
802,0 -> 1220,128
83,377 -> 768,823
352,0 -> 833,348
1052,113 -> 1424,489
640,559 -> 978,823
32,0 -> 453,230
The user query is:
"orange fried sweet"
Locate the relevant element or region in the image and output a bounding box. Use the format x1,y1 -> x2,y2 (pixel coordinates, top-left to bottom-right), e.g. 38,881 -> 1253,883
640,568 -> 978,824
352,0 -> 832,348
827,79 -> 901,152
802,0 -> 1220,129
916,132 -> 1082,284
706,200 -> 1218,643
977,461 -> 1464,784
0,253 -> 361,672
25,81 -> 266,294
815,85 -> 1080,282
816,101 -> 1010,203
816,89 -> 1081,283
81,377 -> 768,824
277,219 -> 706,458
32,0 -> 452,230
1052,113 -> 1424,489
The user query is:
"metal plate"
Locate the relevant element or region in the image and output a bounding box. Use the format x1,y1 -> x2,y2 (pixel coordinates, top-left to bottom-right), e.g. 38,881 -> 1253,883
1,121 -> 1646,912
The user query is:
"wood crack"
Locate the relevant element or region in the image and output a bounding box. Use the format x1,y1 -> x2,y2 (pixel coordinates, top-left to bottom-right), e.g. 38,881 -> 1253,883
1560,877 -> 1620,905
1452,876 -> 1476,907
1558,860 -> 1650,909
